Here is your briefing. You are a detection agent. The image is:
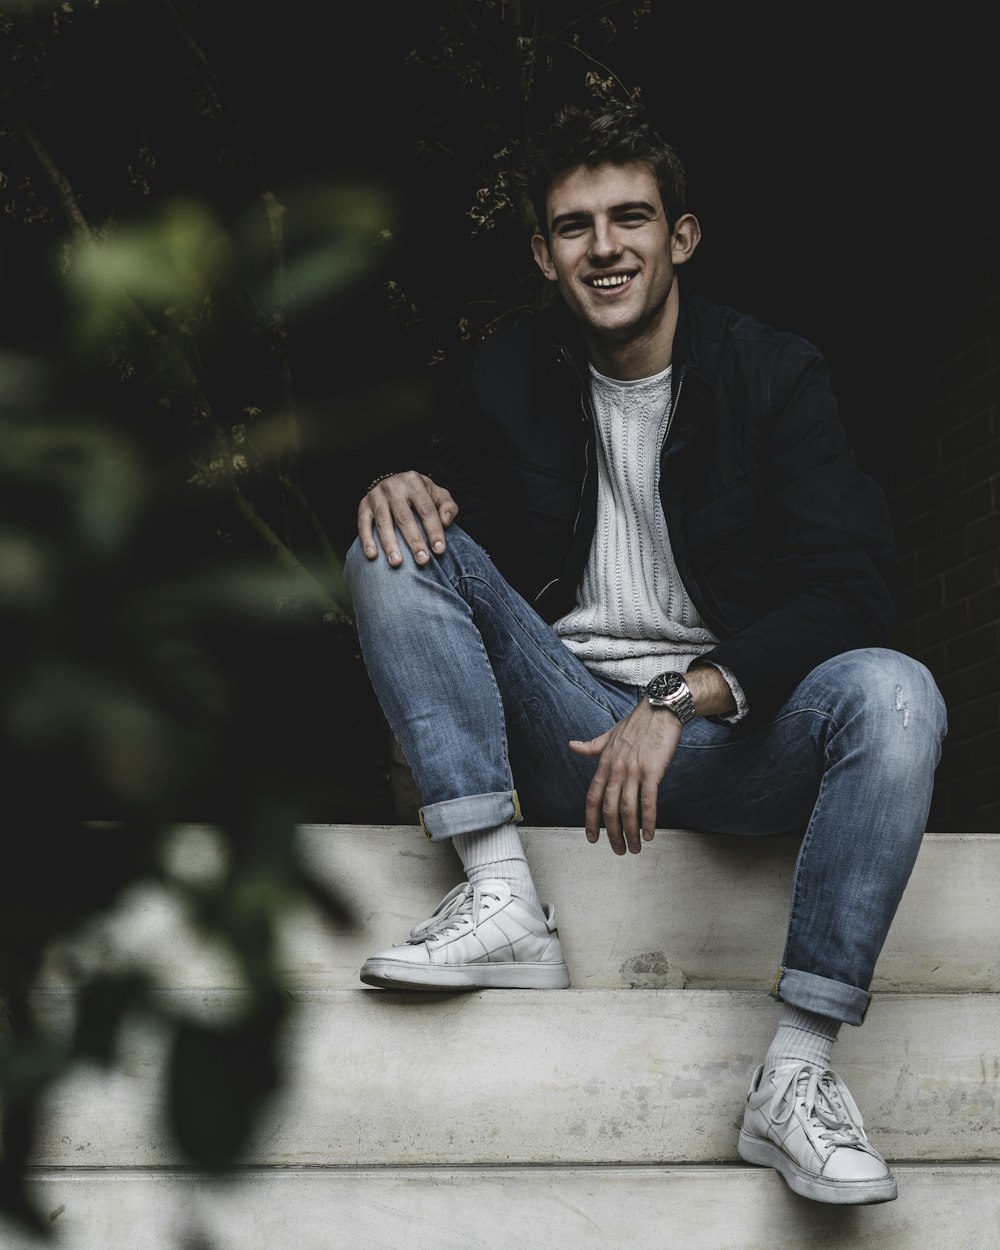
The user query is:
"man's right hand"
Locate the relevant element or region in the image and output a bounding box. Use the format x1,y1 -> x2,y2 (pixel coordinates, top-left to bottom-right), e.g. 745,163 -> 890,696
358,470 -> 458,566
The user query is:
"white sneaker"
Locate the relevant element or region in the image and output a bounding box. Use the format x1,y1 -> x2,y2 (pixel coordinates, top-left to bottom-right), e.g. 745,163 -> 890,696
359,879 -> 570,990
738,1062 -> 898,1204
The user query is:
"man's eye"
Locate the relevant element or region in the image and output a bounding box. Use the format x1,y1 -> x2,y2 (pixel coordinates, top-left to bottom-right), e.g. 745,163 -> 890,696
618,213 -> 649,225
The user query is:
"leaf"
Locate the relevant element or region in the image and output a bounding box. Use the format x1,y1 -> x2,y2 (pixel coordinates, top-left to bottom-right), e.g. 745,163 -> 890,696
0,1156 -> 48,1239
289,864 -> 355,932
165,996 -> 287,1171
72,972 -> 149,1068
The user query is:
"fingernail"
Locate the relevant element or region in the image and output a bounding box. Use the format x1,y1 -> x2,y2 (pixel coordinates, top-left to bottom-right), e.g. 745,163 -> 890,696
432,540 -> 445,552
389,551 -> 400,564
365,546 -> 376,557
415,550 -> 428,563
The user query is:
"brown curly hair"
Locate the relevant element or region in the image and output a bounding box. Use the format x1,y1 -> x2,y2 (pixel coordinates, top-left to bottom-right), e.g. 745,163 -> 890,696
515,102 -> 688,239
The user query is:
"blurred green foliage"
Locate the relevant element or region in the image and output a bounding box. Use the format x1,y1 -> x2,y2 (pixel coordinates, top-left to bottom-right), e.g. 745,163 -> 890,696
0,349 -> 360,1236
0,0 -> 652,1237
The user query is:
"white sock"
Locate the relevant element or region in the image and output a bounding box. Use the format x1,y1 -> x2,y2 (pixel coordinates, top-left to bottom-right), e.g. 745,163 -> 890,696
765,1004 -> 842,1074
452,823 -> 542,912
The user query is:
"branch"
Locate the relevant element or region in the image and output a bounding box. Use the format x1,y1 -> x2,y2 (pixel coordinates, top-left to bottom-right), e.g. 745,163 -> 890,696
19,121 -> 93,241
260,190 -> 300,458
22,119 -> 219,418
547,35 -> 636,102
279,474 -> 342,583
230,487 -> 347,619
157,1 -> 301,460
23,123 -> 339,620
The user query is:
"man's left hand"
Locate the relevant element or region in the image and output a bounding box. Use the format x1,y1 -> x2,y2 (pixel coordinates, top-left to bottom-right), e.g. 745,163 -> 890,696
569,701 -> 681,855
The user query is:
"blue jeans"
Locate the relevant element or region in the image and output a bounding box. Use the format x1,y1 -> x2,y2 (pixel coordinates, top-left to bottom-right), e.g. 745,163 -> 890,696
345,527 -> 947,1025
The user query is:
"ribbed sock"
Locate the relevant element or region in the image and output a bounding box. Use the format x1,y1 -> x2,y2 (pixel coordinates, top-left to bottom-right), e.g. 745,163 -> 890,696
765,1004 -> 842,1074
452,823 -> 542,912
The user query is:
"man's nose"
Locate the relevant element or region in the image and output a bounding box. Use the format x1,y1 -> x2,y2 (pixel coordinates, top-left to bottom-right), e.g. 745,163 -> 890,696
589,221 -> 622,260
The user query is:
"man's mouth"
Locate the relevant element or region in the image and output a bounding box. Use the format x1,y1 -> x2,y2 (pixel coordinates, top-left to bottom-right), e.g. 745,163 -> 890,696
587,273 -> 634,289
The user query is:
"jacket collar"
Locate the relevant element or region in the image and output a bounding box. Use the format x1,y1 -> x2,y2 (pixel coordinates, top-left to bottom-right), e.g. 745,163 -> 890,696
545,282 -> 712,447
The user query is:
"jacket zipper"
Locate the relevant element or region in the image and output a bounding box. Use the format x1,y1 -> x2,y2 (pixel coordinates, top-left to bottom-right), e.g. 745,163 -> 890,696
535,354 -> 686,606
657,366 -> 685,475
667,366 -> 685,436
535,350 -> 594,604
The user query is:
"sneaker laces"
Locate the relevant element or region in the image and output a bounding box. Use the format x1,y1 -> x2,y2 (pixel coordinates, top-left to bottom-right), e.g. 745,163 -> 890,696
768,1063 -> 875,1153
407,882 -> 501,944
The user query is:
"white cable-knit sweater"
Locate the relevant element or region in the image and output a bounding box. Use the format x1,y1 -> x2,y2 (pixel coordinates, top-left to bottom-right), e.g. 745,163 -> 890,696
554,363 -> 741,705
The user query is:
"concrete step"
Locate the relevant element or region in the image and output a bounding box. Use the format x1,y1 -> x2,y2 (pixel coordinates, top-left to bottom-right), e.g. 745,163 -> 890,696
9,1164 -> 1000,1249
16,824 -> 1000,1248
43,826 -> 1000,993
33,988 -> 999,1167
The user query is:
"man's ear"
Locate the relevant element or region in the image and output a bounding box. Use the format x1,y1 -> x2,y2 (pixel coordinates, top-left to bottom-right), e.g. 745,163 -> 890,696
670,213 -> 702,266
531,232 -> 559,281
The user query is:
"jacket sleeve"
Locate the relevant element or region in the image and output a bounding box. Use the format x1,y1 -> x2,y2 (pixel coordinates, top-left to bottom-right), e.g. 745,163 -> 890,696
692,342 -> 897,722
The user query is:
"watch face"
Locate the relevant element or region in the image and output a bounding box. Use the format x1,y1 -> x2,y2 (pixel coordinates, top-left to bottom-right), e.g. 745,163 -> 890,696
649,672 -> 683,699
647,671 -> 695,723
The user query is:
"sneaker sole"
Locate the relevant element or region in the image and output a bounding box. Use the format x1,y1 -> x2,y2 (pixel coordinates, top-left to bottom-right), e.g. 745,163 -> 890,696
359,958 -> 570,991
738,1129 -> 898,1205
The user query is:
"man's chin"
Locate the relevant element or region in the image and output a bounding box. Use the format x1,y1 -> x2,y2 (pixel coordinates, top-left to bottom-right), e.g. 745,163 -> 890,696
584,312 -> 651,345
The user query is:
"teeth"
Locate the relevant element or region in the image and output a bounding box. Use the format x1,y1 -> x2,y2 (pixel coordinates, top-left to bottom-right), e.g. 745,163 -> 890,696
590,274 -> 631,288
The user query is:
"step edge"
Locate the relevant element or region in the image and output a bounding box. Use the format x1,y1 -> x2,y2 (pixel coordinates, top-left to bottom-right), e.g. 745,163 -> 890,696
23,1159 -> 1000,1178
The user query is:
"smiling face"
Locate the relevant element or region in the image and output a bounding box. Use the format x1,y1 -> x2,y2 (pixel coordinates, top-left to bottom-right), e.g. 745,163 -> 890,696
531,161 -> 700,379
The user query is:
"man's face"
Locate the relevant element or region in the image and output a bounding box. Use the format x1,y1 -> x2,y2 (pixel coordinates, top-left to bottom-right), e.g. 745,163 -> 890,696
531,161 -> 698,365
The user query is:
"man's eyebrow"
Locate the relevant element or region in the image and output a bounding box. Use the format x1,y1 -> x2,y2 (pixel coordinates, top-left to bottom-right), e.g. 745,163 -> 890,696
549,200 -> 659,231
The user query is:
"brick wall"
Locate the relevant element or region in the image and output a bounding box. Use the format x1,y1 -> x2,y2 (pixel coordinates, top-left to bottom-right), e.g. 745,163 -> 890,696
862,147 -> 1000,831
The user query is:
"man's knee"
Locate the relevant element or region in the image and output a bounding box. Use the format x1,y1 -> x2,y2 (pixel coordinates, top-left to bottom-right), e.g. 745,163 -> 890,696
343,534 -> 412,628
811,647 -> 947,753
345,525 -> 491,622
343,530 -> 424,607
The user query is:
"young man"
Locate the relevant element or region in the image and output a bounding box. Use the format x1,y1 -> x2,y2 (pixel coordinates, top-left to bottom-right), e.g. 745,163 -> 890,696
344,103 -> 946,1205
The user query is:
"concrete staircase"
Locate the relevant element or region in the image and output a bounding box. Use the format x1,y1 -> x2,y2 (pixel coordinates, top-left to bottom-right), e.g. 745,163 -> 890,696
7,825 -> 1000,1248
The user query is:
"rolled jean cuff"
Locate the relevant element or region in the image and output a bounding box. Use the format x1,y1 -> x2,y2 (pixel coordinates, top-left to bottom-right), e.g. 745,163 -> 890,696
770,966 -> 872,1026
418,790 -> 522,842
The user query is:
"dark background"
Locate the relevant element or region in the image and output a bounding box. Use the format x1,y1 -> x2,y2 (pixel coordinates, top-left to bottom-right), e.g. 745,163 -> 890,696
1,1 -> 996,828
4,3 -> 986,432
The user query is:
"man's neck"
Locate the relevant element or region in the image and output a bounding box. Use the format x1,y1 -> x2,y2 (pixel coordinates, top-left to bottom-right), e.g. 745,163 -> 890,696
582,281 -> 680,381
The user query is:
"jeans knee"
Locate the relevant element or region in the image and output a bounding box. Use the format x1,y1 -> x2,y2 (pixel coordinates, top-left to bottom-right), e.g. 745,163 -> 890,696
892,654 -> 947,736
345,527 -> 485,623
870,650 -> 945,738
818,648 -> 947,763
343,533 -> 413,615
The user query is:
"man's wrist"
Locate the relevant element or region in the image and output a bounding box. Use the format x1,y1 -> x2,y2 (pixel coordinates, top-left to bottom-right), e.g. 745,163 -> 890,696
685,663 -> 739,719
645,671 -> 697,726
367,470 -> 400,493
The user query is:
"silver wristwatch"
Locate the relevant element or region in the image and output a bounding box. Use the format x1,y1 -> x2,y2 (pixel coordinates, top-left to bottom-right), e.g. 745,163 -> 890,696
645,671 -> 697,726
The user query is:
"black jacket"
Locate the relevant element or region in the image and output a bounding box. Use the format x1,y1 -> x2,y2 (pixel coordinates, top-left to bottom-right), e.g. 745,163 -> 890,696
431,284 -> 896,724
